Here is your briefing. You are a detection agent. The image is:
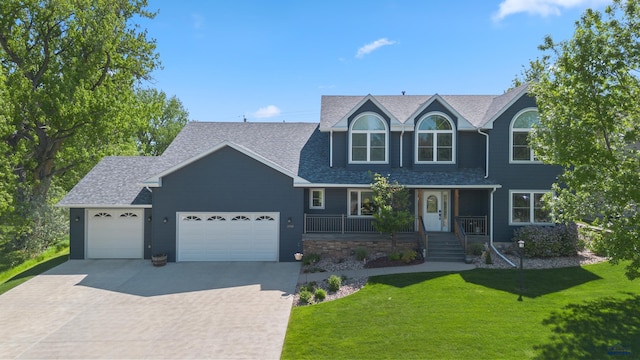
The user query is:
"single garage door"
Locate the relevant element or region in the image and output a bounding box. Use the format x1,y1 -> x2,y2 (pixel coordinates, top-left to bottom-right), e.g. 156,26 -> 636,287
86,209 -> 144,259
177,212 -> 279,261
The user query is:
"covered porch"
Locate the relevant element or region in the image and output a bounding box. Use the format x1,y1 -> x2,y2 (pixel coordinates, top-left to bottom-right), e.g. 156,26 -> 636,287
302,188 -> 492,259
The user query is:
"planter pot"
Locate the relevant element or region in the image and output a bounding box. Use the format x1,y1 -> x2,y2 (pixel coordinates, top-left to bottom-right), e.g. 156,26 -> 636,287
152,254 -> 167,267
294,253 -> 303,261
464,255 -> 474,264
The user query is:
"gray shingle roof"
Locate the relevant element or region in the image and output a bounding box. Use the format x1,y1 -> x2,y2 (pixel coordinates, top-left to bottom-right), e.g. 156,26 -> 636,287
320,83 -> 529,129
60,85 -> 527,207
154,122 -> 319,176
58,157 -> 156,207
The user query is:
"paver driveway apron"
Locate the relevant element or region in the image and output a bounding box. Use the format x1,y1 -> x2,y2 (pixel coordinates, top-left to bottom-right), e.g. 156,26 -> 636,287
0,260 -> 300,359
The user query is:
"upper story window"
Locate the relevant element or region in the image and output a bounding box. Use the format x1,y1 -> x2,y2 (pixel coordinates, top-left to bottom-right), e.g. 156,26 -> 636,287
415,113 -> 455,163
349,113 -> 388,163
510,109 -> 540,163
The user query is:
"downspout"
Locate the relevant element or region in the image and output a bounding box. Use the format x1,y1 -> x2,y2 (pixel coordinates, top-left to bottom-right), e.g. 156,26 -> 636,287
477,128 -> 489,178
329,130 -> 333,168
490,187 -> 516,267
399,128 -> 405,168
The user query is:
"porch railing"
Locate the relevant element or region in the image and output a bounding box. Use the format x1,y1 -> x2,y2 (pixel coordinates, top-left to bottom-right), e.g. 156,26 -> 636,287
455,218 -> 468,254
303,213 -> 414,234
456,216 -> 487,236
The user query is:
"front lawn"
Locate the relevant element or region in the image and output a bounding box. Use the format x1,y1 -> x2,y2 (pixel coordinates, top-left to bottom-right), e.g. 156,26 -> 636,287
282,262 -> 639,359
0,239 -> 69,295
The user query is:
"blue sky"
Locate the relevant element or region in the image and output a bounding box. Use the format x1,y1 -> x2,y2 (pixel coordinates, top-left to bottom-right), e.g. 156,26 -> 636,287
140,0 -> 611,122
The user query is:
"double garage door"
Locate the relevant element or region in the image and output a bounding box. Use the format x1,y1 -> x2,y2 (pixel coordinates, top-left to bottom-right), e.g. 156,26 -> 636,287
177,212 -> 279,262
87,209 -> 144,259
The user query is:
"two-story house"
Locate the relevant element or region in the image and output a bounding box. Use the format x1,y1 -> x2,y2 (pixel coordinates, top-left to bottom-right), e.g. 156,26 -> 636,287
58,83 -> 560,263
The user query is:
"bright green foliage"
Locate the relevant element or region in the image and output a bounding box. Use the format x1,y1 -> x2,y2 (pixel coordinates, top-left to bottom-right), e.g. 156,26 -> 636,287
327,275 -> 341,292
370,173 -> 413,251
313,288 -> 326,302
527,0 -> 640,279
0,0 -> 160,254
400,250 -> 417,264
0,0 -> 159,199
135,88 -> 189,156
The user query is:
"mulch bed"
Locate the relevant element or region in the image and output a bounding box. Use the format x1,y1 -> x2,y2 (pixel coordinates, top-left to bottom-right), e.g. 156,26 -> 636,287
364,256 -> 425,268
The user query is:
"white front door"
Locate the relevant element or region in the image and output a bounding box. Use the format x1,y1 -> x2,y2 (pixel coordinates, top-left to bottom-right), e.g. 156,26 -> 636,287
422,190 -> 449,232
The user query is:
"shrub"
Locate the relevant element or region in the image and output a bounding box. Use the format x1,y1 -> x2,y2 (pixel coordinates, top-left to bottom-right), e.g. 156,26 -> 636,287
469,243 -> 484,256
578,225 -> 609,257
401,250 -> 417,264
300,281 -> 317,293
314,288 -> 327,302
388,252 -> 401,261
299,290 -> 313,304
328,275 -> 342,292
302,253 -> 321,266
512,223 -> 581,258
355,248 -> 368,261
485,250 -> 493,264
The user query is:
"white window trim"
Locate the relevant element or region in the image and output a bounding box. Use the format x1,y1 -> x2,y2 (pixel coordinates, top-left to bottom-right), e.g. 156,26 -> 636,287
309,188 -> 325,210
509,107 -> 542,164
348,112 -> 389,164
348,189 -> 376,217
414,112 -> 456,164
509,190 -> 553,225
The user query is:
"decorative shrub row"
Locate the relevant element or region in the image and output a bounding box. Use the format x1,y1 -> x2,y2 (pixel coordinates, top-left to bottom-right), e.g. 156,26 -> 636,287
512,223 -> 581,258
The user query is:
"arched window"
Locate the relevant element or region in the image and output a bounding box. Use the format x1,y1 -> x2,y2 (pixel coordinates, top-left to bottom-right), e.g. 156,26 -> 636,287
349,113 -> 388,163
415,113 -> 455,163
510,109 -> 540,162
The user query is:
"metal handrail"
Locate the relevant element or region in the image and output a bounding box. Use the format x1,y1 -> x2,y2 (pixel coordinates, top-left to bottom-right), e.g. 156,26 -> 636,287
455,218 -> 468,255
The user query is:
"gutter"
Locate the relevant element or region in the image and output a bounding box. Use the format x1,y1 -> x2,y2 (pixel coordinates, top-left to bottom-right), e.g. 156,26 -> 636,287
477,128 -> 489,178
489,187 -> 516,267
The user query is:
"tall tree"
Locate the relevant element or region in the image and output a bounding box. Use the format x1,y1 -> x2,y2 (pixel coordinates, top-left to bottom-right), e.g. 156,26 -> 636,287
135,89 -> 189,156
370,173 -> 414,251
0,0 -> 159,202
527,0 -> 640,279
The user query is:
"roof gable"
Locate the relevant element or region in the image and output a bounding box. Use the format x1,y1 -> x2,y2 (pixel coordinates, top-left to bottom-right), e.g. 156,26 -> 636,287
142,141 -> 309,187
319,84 -> 532,131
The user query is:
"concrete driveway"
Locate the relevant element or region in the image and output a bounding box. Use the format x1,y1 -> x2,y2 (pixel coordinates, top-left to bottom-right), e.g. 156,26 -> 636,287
0,260 -> 300,359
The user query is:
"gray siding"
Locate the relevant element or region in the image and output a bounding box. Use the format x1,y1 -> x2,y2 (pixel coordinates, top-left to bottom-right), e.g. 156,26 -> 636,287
151,146 -> 303,262
69,208 -> 85,259
487,95 -> 562,242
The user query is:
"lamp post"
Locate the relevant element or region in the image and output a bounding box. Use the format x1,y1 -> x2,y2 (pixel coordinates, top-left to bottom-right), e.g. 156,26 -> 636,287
518,240 -> 525,302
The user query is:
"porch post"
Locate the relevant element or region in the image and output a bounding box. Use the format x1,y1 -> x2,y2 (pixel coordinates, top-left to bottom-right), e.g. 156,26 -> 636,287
454,189 -> 459,235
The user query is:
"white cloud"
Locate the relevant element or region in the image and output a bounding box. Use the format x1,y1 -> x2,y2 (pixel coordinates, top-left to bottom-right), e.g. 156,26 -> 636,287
192,13 -> 205,29
356,38 -> 397,58
253,105 -> 281,118
493,0 -> 611,21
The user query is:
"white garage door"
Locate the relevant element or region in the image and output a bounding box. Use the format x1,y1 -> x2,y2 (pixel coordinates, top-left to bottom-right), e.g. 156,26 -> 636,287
177,212 -> 279,261
87,209 -> 144,259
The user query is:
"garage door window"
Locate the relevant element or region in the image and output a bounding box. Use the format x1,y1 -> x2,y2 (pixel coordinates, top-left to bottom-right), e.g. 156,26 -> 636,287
94,212 -> 112,218
256,215 -> 275,221
120,212 -> 138,218
208,215 -> 226,221
232,215 -> 250,221
183,215 -> 202,221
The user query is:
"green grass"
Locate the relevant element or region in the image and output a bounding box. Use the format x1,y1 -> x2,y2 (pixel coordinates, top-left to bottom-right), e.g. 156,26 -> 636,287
0,240 -> 69,295
282,262 -> 639,360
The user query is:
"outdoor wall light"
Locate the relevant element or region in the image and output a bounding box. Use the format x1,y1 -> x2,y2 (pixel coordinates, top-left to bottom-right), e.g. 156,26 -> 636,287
287,217 -> 292,225
163,217 -> 168,223
74,216 -> 80,222
147,216 -> 152,222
